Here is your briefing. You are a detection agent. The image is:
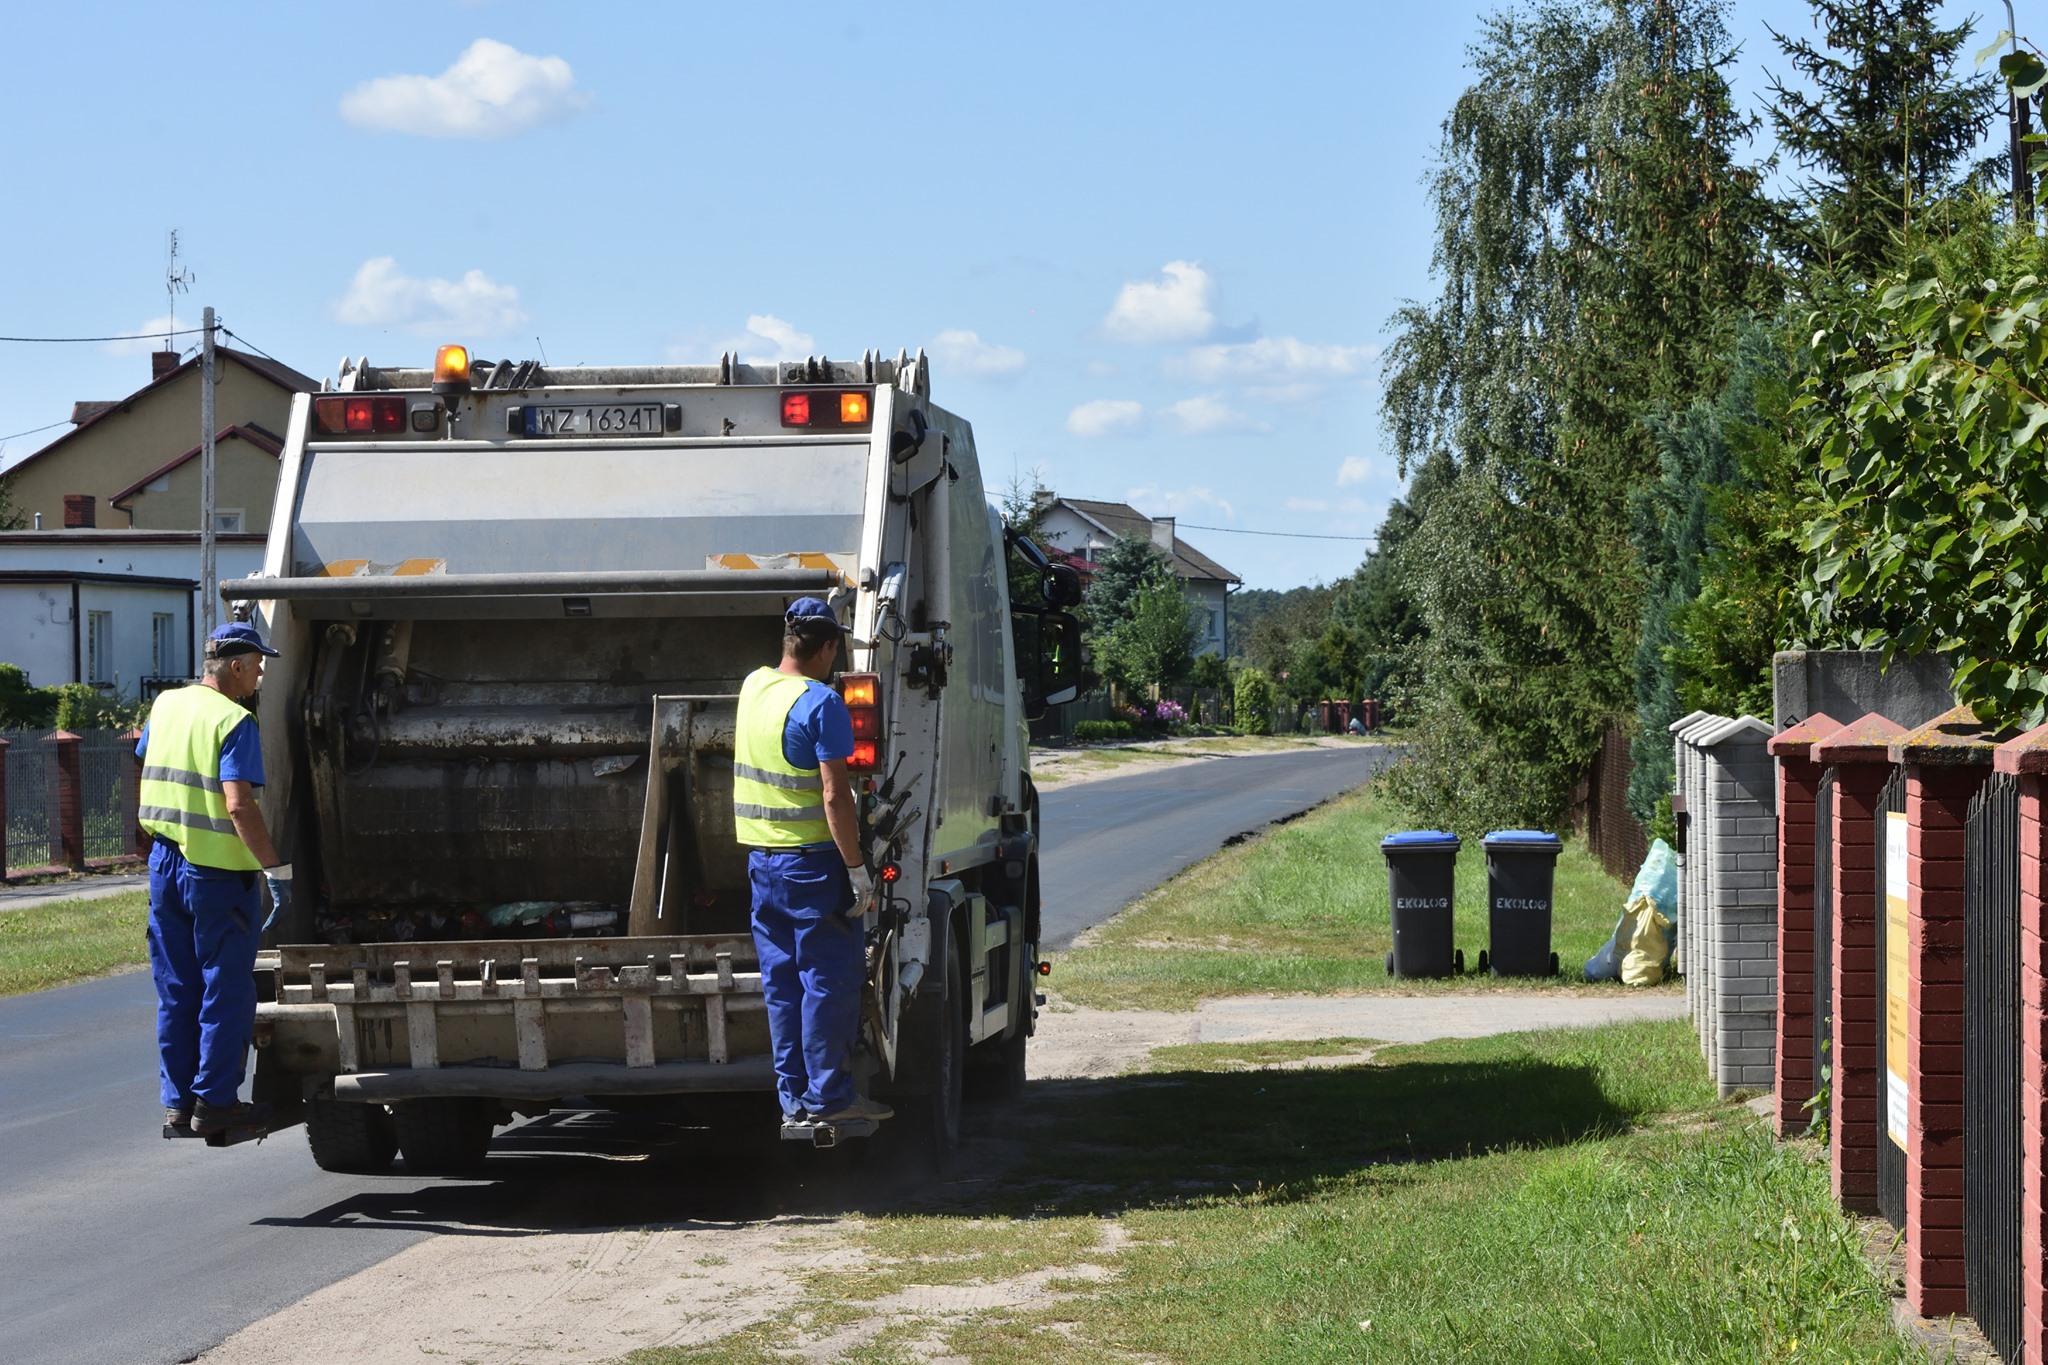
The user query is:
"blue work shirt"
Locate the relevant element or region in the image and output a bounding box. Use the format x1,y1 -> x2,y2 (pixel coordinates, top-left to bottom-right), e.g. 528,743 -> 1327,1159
779,680 -> 854,850
137,715 -> 265,786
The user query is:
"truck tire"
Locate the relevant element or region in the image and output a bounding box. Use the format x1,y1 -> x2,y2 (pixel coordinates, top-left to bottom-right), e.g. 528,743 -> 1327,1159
304,1096 -> 397,1174
392,1098 -> 496,1176
895,944 -> 965,1164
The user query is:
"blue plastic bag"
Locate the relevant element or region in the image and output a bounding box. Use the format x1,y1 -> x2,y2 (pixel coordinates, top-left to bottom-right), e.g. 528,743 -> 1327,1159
1584,839 -> 1678,981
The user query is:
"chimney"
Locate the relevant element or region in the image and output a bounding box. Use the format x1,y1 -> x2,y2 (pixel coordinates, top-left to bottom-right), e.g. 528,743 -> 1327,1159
1032,486 -> 1056,511
63,494 -> 96,529
1149,516 -> 1176,554
152,349 -> 179,381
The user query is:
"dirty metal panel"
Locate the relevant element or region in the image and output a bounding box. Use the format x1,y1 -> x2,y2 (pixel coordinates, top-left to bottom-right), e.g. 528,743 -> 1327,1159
292,440 -> 869,577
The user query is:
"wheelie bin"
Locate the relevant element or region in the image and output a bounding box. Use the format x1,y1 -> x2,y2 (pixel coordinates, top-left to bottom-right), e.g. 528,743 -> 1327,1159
1479,829 -> 1563,976
1380,830 -> 1463,978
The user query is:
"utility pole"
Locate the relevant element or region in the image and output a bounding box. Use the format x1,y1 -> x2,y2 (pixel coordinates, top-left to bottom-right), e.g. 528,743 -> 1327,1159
200,306 -> 218,639
2007,2 -> 2033,226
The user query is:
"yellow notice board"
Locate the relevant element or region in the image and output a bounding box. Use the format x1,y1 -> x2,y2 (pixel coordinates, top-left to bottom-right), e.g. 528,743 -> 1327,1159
1885,810 -> 1910,1150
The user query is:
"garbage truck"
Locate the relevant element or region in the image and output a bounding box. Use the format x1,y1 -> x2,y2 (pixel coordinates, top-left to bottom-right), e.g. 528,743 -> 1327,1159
226,345 -> 1083,1171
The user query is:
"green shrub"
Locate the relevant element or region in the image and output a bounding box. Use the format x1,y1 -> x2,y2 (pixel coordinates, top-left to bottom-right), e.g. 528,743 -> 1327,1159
1073,719 -> 1136,743
51,684 -> 146,732
1233,668 -> 1275,736
0,664 -> 58,728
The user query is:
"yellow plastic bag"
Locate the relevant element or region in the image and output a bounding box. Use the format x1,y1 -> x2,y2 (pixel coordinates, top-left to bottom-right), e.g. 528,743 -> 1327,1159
1620,892 -> 1672,987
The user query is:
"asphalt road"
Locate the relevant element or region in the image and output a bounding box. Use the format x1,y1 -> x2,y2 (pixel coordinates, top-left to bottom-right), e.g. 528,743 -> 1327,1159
0,743 -> 1386,1365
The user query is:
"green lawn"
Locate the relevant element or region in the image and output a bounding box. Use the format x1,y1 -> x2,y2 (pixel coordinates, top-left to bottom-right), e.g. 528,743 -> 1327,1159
618,1020 -> 1913,1364
1052,783 -> 1655,1009
0,891 -> 150,995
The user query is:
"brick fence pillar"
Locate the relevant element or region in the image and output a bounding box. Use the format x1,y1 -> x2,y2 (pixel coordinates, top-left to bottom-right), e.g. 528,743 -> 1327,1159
1997,728 -> 2048,1361
1892,706 -> 1999,1318
48,730 -> 83,872
123,727 -> 148,859
0,734 -> 10,882
1814,713 -> 1906,1214
1769,711 -> 1841,1137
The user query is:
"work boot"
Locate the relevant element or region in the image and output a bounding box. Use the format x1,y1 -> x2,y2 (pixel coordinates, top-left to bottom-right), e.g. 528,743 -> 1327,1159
162,1105 -> 196,1139
816,1096 -> 893,1123
191,1099 -> 273,1136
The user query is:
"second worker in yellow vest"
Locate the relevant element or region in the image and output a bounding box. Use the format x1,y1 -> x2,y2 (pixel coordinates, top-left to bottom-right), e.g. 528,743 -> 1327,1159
734,597 -> 892,1126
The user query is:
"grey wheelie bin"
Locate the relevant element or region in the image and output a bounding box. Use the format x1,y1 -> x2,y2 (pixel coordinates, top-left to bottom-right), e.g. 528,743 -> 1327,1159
1380,830 -> 1463,978
1479,829 -> 1563,976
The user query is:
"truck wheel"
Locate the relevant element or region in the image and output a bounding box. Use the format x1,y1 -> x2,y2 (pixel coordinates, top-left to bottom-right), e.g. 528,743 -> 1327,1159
392,1098 -> 496,1176
304,1096 -> 397,1174
897,945 -> 965,1164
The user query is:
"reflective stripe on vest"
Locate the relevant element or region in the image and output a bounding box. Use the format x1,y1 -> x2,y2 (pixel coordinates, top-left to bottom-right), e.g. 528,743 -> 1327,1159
733,667 -> 832,847
138,684 -> 262,871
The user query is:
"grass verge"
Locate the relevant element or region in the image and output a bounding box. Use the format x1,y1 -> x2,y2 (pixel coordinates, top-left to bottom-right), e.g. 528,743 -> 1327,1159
617,1020 -> 1912,1364
0,891 -> 149,995
1053,782 -> 1646,1009
1029,734 -> 1367,785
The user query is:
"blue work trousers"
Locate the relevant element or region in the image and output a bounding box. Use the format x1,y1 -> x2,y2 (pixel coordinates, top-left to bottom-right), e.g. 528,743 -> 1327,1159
147,838 -> 262,1109
748,847 -> 863,1118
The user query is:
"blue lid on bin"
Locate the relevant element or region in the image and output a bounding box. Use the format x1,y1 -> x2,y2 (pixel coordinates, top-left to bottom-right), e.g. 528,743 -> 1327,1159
1381,829 -> 1461,852
1483,829 -> 1563,850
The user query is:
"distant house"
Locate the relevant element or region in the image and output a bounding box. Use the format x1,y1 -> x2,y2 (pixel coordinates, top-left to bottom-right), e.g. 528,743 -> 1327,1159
1033,495 -> 1241,657
2,346 -> 317,534
0,347 -> 316,696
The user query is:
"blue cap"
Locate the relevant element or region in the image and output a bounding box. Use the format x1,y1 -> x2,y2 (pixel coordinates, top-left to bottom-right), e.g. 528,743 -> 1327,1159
1381,829 -> 1460,852
784,596 -> 851,632
206,622 -> 280,658
1483,829 -> 1562,850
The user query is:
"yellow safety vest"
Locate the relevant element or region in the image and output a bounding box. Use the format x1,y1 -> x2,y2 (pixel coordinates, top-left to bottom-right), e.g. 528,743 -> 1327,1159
733,668 -> 831,848
138,684 -> 263,871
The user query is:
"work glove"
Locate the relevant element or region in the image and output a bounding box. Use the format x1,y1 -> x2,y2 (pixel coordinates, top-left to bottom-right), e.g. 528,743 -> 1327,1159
845,862 -> 874,919
262,863 -> 292,934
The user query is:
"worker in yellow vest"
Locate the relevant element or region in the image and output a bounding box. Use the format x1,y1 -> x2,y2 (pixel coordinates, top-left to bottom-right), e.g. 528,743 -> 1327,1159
734,597 -> 891,1126
138,623 -> 292,1141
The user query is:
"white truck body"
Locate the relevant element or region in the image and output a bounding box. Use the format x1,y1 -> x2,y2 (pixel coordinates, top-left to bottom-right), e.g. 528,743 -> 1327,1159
235,350 -> 1078,1165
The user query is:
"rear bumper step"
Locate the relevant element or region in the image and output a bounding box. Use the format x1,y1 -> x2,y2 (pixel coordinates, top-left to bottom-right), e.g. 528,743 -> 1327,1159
333,1057 -> 774,1102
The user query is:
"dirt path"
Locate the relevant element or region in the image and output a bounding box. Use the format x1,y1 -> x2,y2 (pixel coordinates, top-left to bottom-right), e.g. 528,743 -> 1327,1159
194,987 -> 1682,1365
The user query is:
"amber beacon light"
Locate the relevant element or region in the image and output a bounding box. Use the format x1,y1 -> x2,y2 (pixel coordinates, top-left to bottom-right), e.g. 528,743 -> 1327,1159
432,344 -> 472,393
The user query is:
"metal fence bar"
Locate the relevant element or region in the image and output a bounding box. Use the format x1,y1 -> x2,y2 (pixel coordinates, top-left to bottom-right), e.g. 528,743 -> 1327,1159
3,730 -> 58,877
75,730 -> 138,862
1814,768 -> 1836,1116
1877,766 -> 1908,1231
1965,771 -> 2022,1361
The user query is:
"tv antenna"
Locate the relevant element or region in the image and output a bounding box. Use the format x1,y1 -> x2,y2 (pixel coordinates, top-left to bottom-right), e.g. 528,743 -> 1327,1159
165,230 -> 195,352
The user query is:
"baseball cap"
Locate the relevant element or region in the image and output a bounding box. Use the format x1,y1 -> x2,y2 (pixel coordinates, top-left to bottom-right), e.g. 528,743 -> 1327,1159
784,597 -> 852,632
206,622 -> 281,658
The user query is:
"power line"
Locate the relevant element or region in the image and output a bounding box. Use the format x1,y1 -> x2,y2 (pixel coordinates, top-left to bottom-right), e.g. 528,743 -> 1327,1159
0,327 -> 208,343
1177,522 -> 1376,542
217,326 -> 285,367
0,418 -> 69,443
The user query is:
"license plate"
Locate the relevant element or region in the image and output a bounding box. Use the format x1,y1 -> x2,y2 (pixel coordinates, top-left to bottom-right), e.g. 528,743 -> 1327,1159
523,403 -> 665,437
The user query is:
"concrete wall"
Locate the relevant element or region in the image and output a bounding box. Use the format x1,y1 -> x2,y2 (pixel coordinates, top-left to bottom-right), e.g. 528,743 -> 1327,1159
1675,711 -> 1779,1097
1773,649 -> 1956,732
0,579 -> 196,693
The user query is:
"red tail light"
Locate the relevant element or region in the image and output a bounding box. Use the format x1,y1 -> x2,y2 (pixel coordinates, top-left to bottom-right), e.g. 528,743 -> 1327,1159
838,671 -> 882,772
879,862 -> 900,883
315,394 -> 409,436
780,390 -> 874,429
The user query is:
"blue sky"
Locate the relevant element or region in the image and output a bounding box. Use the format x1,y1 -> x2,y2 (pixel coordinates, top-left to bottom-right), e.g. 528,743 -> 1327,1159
0,1 -> 2008,589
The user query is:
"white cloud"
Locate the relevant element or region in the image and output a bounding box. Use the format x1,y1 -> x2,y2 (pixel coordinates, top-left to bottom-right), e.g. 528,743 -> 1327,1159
1159,395 -> 1269,436
1065,399 -> 1144,438
732,314 -> 816,363
340,38 -> 589,139
1177,336 -> 1379,386
1286,497 -> 1331,514
100,316 -> 187,358
335,256 -> 528,335
1337,455 -> 1376,486
929,328 -> 1027,377
1086,360 -> 1119,378
1103,261 -> 1215,344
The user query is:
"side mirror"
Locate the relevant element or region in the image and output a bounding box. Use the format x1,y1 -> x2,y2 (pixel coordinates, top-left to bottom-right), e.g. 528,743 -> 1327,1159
1042,564 -> 1083,608
1039,611 -> 1082,708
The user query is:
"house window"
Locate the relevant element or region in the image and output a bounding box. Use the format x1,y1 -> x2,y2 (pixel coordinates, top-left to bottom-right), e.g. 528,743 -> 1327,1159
152,613 -> 178,675
1209,609 -> 1222,640
212,510 -> 244,533
87,610 -> 114,684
